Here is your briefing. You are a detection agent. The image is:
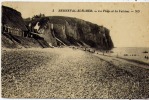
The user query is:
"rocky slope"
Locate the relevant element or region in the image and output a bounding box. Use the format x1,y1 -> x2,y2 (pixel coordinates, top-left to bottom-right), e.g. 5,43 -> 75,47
25,16 -> 114,50
2,33 -> 49,48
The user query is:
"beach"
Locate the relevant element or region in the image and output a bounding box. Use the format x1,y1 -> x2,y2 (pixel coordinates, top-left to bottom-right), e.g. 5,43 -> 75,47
1,47 -> 149,98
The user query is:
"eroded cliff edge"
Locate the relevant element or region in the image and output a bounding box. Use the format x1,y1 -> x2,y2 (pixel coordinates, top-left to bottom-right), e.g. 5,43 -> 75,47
25,16 -> 114,50
2,5 -> 114,50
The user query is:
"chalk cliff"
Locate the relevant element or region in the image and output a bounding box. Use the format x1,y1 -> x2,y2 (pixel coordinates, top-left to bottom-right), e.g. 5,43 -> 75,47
26,16 -> 114,50
2,5 -> 114,50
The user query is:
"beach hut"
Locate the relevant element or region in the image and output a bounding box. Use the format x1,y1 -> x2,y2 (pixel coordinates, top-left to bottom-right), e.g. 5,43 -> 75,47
2,6 -> 28,37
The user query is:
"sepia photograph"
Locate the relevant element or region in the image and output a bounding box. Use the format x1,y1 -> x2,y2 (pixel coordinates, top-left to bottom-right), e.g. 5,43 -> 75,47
1,1 -> 149,99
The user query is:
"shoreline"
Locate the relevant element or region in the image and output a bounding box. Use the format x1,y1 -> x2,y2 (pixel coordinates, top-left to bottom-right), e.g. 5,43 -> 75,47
2,46 -> 149,67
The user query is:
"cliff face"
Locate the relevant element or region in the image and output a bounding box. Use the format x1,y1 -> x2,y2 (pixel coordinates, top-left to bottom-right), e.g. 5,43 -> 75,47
2,5 -> 114,50
2,6 -> 27,31
29,16 -> 114,50
2,6 -> 50,48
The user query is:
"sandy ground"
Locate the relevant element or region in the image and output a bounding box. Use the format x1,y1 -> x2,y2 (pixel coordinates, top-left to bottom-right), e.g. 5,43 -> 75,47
1,47 -> 149,98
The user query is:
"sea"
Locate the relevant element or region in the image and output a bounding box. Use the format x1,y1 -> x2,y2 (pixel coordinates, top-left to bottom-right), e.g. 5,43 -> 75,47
110,47 -> 149,63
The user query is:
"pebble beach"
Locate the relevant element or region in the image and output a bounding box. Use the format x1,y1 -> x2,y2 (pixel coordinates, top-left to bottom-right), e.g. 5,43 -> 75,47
1,47 -> 149,98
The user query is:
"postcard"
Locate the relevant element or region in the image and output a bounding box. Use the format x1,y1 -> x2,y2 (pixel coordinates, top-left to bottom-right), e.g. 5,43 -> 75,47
1,1 -> 149,99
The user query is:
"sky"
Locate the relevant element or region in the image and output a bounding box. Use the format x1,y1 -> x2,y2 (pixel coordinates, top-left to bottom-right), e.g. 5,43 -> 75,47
2,2 -> 149,47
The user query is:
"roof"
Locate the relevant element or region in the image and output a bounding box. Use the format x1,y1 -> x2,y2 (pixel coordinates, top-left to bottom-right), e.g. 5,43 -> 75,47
2,6 -> 28,31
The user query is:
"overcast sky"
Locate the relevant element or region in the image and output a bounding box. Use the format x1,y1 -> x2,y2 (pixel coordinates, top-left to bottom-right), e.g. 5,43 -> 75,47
2,2 -> 149,47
